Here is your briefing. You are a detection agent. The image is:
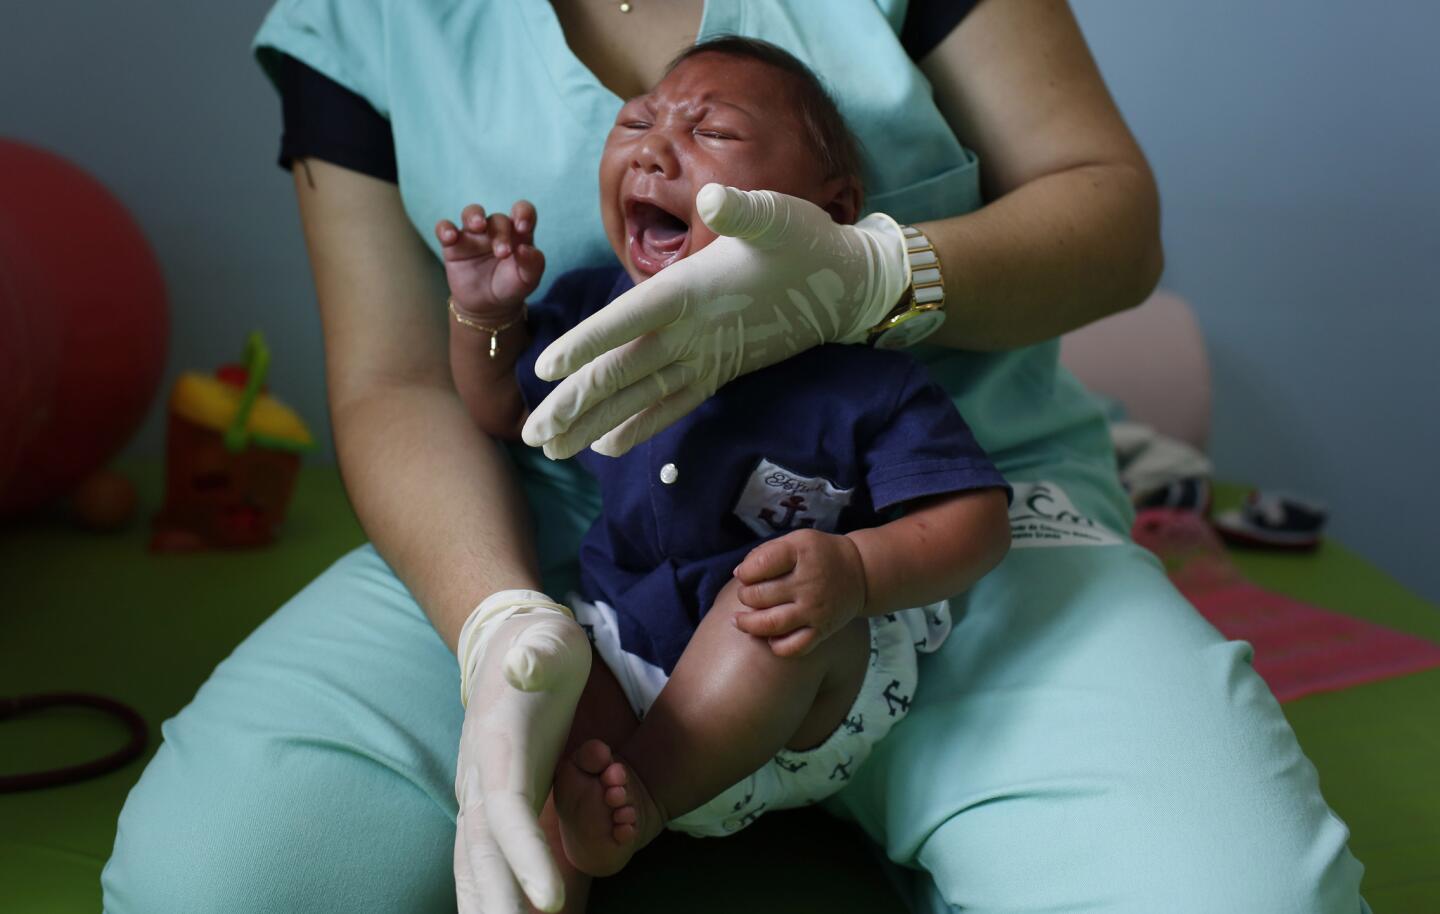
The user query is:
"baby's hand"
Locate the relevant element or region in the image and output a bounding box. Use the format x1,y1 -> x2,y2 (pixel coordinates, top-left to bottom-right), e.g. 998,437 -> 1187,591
732,529 -> 867,657
436,201 -> 546,320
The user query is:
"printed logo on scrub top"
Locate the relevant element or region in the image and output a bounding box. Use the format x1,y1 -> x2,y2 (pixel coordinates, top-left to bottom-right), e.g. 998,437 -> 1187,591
733,458 -> 853,537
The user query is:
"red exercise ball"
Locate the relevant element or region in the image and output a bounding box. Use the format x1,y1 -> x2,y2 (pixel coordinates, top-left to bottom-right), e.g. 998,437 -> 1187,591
0,139 -> 168,515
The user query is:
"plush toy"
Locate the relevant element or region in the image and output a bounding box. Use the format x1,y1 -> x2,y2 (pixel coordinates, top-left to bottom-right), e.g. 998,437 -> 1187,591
0,139 -> 168,518
150,333 -> 314,552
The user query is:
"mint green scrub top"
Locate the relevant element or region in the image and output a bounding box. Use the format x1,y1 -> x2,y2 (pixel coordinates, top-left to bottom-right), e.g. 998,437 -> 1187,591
252,0 -> 1127,582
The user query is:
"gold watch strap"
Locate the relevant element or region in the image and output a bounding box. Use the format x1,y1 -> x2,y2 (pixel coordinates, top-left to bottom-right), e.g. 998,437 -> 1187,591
868,224 -> 946,347
903,224 -> 945,308
448,297 -> 527,359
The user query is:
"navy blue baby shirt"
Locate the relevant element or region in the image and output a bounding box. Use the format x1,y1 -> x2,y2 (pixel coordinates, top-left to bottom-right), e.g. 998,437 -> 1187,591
518,267 -> 1008,674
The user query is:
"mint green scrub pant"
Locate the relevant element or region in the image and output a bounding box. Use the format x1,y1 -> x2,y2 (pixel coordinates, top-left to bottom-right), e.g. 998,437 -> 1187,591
102,460 -> 1368,913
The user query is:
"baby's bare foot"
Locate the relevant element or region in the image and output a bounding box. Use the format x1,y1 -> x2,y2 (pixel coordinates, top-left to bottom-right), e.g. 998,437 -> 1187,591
553,739 -> 664,877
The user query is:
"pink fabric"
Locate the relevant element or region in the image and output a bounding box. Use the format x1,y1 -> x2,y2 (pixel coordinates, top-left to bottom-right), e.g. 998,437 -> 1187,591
1133,509 -> 1440,702
1187,583 -> 1440,703
1060,290 -> 1212,450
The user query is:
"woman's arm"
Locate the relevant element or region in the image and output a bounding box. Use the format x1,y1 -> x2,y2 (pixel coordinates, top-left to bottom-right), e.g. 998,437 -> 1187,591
915,0 -> 1164,350
293,157 -> 541,651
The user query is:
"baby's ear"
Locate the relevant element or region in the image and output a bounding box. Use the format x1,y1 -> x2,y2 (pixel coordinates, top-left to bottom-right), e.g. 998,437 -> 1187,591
820,175 -> 863,225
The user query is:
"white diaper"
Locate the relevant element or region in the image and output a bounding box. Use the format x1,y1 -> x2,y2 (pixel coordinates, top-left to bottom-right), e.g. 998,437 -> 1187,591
567,594 -> 949,837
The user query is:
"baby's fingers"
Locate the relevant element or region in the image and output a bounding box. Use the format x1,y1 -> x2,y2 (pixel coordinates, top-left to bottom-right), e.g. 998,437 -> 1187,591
436,218 -> 462,246
513,244 -> 547,289
737,576 -> 792,610
511,200 -> 538,244
461,203 -> 488,232
733,605 -> 804,639
735,539 -> 798,586
439,208 -> 495,261
488,213 -> 516,258
768,627 -> 820,658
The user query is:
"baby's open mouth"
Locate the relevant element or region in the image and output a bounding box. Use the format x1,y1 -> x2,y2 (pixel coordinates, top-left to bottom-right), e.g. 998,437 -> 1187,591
626,200 -> 690,275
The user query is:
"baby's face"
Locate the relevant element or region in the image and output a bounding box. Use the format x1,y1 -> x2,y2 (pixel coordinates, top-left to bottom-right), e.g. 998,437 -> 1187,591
599,53 -> 856,283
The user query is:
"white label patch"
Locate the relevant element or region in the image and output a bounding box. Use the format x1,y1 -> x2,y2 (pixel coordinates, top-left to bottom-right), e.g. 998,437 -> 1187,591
1008,481 -> 1122,548
733,458 -> 853,537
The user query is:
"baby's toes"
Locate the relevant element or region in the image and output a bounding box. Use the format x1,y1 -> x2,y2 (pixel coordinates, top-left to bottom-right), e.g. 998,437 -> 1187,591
574,738 -> 614,776
603,784 -> 629,809
613,805 -> 638,826
600,761 -> 628,790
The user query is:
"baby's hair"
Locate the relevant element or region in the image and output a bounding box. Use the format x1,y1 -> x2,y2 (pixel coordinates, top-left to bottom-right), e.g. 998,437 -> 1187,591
666,36 -> 864,193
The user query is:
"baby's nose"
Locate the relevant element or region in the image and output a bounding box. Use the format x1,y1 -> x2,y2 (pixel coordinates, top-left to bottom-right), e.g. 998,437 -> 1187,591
633,133 -> 678,177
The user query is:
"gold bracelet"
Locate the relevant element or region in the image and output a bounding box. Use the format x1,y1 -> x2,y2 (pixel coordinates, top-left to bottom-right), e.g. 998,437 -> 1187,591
448,297 -> 527,359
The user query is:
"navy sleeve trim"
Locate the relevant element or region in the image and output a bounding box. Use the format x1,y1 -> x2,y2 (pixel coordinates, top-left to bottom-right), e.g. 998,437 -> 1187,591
868,458 -> 1011,512
275,54 -> 397,183
902,0 -> 980,63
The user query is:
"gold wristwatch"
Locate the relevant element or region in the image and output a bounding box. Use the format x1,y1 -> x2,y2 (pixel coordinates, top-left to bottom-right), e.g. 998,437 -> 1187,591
867,224 -> 946,350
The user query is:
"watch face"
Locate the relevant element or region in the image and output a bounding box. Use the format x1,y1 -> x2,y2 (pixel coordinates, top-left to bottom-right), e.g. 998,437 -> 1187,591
874,310 -> 946,350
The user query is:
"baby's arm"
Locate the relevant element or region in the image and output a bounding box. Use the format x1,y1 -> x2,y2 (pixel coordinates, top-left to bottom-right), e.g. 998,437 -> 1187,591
846,489 -> 1011,613
733,488 -> 1011,656
436,202 -> 545,440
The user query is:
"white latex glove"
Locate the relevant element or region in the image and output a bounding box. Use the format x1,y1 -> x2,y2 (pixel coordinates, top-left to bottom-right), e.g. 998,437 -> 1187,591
453,590 -> 592,914
520,184 -> 910,459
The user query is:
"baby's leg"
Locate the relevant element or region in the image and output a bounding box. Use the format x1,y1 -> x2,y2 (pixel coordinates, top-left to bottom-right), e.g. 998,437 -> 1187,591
553,578 -> 870,876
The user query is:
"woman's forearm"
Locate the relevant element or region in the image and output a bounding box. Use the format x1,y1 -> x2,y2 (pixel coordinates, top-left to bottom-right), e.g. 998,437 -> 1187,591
332,379 -> 542,652
915,159 -> 1163,351
912,0 -> 1165,351
291,158 -> 545,653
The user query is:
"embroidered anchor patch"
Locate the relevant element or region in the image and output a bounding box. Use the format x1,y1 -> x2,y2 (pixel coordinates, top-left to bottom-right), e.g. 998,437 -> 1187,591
733,458 -> 852,538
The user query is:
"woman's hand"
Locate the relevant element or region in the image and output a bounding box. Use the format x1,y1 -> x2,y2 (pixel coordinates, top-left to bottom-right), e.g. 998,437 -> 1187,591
520,184 -> 909,459
731,529 -> 868,658
452,592 -> 592,914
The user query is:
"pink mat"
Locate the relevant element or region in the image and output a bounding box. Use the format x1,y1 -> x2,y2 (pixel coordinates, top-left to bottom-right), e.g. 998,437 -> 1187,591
1133,509 -> 1440,703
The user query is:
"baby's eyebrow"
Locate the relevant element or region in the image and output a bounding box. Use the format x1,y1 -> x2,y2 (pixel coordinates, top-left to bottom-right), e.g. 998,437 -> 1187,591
706,99 -> 756,120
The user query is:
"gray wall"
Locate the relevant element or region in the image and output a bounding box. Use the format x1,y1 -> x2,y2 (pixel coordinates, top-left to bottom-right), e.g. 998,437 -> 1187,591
3,2 -> 1437,601
1074,0 -> 1440,600
0,0 -> 324,472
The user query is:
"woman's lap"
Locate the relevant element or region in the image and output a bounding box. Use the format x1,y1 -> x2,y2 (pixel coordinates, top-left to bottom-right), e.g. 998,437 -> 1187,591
103,477 -> 1368,913
825,475 -> 1368,913
102,545 -> 463,913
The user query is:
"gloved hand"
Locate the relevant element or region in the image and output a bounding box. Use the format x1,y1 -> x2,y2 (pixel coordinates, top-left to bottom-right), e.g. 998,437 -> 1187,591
453,590 -> 592,914
520,184 -> 910,459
